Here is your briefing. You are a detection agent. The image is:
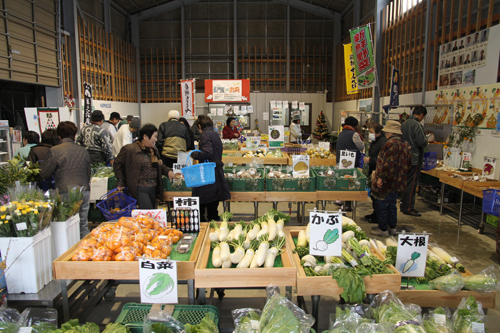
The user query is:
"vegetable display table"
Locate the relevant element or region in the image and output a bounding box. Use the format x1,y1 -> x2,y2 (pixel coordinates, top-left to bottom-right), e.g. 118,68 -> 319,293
53,223 -> 207,322
222,153 -> 289,165
285,227 -> 400,331
194,223 -> 296,304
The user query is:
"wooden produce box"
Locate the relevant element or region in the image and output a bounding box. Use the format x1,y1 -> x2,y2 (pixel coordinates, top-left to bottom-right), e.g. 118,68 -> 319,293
222,152 -> 289,166
194,223 -> 296,288
53,224 -> 207,281
438,172 -> 475,189
463,180 -> 500,198
286,154 -> 337,166
285,227 -> 401,297
421,168 -> 439,178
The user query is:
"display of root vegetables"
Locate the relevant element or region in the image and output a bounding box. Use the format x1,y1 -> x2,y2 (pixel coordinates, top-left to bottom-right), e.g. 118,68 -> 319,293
208,210 -> 289,269
267,168 -> 309,179
224,167 -> 262,179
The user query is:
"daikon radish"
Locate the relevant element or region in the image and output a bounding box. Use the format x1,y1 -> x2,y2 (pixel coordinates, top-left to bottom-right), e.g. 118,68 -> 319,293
209,221 -> 220,242
250,249 -> 259,268
212,243 -> 222,268
237,240 -> 259,268
221,259 -> 232,268
233,222 -> 244,240
247,222 -> 260,240
243,236 -> 251,250
264,236 -> 286,268
385,237 -> 398,247
256,234 -> 270,266
428,250 -> 446,264
218,211 -> 233,241
325,256 -> 333,263
268,219 -> 277,241
277,219 -> 285,229
278,228 -> 285,238
429,245 -> 465,272
297,230 -> 308,247
226,229 -> 235,242
229,235 -> 246,264
256,222 -> 269,239
219,241 -> 230,261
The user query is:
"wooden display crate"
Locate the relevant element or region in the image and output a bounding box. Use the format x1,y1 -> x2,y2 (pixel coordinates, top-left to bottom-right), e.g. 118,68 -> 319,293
194,223 -> 296,288
463,181 -> 500,198
53,224 -> 207,281
222,152 -> 289,166
438,172 -> 475,189
421,168 -> 439,178
285,227 -> 401,297
286,155 -> 337,166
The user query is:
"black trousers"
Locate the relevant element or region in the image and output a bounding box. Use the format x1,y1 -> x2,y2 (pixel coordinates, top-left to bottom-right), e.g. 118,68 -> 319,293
137,186 -> 157,209
401,164 -> 421,213
200,201 -> 220,222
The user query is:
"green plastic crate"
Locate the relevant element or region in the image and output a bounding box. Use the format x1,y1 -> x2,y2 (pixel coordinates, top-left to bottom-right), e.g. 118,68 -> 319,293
163,175 -> 192,191
313,168 -> 366,191
485,214 -> 499,227
107,176 -> 117,190
265,167 -> 316,192
115,303 -> 219,333
224,167 -> 265,191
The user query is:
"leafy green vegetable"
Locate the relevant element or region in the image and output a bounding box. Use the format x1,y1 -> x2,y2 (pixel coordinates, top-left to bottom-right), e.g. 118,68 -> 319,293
259,304 -> 299,333
31,323 -> 57,333
0,323 -> 18,333
184,314 -> 218,333
342,224 -> 367,240
51,320 -> 99,333
102,323 -> 131,333
452,295 -> 485,333
240,311 -> 260,325
332,266 -> 371,304
385,246 -> 397,266
150,323 -> 174,333
464,274 -> 499,292
292,246 -> 309,259
393,323 -> 426,333
428,270 -> 464,294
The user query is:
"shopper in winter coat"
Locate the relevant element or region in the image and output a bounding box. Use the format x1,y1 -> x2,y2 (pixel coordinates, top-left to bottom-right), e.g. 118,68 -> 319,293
190,117 -> 231,222
401,105 -> 428,216
112,117 -> 140,157
363,122 -> 387,223
191,115 -> 206,141
370,121 -> 411,237
114,124 -> 175,209
76,110 -> 114,165
101,112 -> 122,142
222,117 -> 241,139
179,117 -> 195,151
14,131 -> 39,159
157,110 -> 192,168
40,121 -> 91,238
28,129 -> 60,164
289,115 -> 302,143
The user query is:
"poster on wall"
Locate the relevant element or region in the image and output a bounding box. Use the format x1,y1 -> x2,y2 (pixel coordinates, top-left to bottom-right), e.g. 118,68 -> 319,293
437,26 -> 498,89
38,109 -> 60,134
349,24 -> 378,89
205,79 -> 250,102
180,79 -> 195,120
83,83 -> 92,125
343,44 -> 358,94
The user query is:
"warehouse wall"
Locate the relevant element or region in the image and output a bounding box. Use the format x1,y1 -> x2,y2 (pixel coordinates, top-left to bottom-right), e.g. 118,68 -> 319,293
77,0 -> 130,39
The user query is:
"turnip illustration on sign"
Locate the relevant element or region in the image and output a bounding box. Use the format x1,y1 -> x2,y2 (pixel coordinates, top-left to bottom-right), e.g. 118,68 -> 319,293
309,211 -> 342,256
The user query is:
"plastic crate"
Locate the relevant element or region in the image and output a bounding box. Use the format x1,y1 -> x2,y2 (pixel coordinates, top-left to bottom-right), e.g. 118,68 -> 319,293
108,176 -> 117,190
50,214 -> 80,260
482,189 -> 500,217
96,188 -> 137,221
224,167 -> 265,191
422,151 -> 438,171
115,303 -> 219,333
163,176 -> 192,191
265,167 -> 316,192
313,168 -> 367,191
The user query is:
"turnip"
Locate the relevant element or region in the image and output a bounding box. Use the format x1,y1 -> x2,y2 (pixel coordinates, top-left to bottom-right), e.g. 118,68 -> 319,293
226,229 -> 235,242
264,236 -> 286,268
342,230 -> 355,243
211,242 -> 222,268
233,221 -> 244,240
222,259 -> 232,268
219,241 -> 230,261
301,254 -> 317,267
256,234 -> 270,266
229,235 -> 246,264
218,211 -> 233,241
237,240 -> 258,268
314,265 -> 323,274
209,221 -> 220,242
256,222 -> 268,239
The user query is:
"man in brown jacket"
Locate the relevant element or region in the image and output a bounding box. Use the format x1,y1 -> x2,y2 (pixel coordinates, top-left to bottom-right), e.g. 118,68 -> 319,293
40,121 -> 92,238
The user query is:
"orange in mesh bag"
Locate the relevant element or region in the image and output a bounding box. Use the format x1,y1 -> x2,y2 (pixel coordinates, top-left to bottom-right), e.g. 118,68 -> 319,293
114,246 -> 136,261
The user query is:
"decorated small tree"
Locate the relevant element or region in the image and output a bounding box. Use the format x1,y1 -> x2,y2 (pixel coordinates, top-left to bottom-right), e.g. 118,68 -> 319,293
312,111 -> 330,141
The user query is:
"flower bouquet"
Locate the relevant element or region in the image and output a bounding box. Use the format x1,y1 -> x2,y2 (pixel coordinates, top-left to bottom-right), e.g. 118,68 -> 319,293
52,186 -> 85,222
0,205 -> 13,237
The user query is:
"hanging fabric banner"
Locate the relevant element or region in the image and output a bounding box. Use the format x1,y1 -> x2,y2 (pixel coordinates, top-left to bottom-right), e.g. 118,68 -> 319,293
349,24 -> 378,89
389,67 -> 400,106
180,79 -> 196,120
343,44 -> 359,95
83,83 -> 93,125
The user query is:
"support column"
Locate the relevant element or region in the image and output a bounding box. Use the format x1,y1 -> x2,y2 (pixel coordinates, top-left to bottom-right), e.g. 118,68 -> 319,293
421,0 -> 432,104
181,6 -> 186,79
353,0 -> 360,27
131,16 -> 141,116
286,5 -> 290,91
233,0 -> 237,78
373,0 -> 390,114
104,0 -> 111,34
331,12 -> 341,120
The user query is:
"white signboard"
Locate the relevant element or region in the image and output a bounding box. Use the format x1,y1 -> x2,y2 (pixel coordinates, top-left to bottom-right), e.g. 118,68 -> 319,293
299,102 -> 305,110
338,150 -> 356,169
132,209 -> 167,226
270,101 -> 276,108
263,112 -> 269,121
395,234 -> 429,277
173,197 -> 201,233
292,154 -> 310,177
90,177 -> 109,201
318,142 -> 330,150
246,136 -> 261,149
177,152 -> 193,167
240,106 -> 247,114
483,156 -> 497,179
292,101 -> 298,109
217,108 -> 224,116
268,125 -> 284,147
140,258 -> 178,304
309,211 -> 342,257
247,105 -> 254,114
213,80 -> 243,101
276,101 -> 282,108
282,101 -> 288,108
172,163 -> 184,175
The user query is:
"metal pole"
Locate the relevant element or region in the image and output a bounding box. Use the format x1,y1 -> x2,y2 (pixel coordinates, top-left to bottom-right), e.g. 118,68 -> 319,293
421,0 -> 432,104
234,0 -> 237,78
181,6 -> 185,79
131,16 -> 141,116
286,5 -> 290,91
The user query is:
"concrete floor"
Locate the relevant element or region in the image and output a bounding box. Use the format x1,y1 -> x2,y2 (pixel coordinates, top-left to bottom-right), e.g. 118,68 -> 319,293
84,197 -> 500,332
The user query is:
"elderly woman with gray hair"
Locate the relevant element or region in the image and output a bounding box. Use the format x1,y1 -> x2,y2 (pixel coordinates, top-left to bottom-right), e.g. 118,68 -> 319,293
156,110 -> 192,168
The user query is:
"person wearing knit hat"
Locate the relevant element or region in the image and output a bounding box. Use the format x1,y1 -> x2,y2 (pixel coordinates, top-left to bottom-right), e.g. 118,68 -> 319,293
370,120 -> 412,237
335,115 -> 364,211
156,110 -> 192,167
113,117 -> 141,157
76,110 -> 114,165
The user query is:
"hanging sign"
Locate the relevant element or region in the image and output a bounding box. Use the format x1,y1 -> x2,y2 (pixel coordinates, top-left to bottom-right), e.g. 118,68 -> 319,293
276,101 -> 282,108
180,79 -> 196,120
172,197 -> 200,233
350,24 -> 378,89
268,125 -> 284,147
270,101 -> 276,108
299,102 -> 305,110
483,156 -> 497,179
395,233 -> 428,277
263,112 -> 269,121
338,150 -> 356,169
292,154 -> 310,177
343,44 -> 359,95
292,101 -> 298,109
389,67 -> 400,106
283,101 -> 288,108
309,210 -> 342,257
83,83 -> 93,125
38,108 -> 60,134
132,209 -> 167,226
140,258 -> 178,304
204,79 -> 250,102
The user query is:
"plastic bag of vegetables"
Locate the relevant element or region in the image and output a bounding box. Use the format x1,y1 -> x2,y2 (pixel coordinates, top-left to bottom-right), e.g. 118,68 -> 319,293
0,307 -> 21,333
463,265 -> 500,292
422,307 -> 453,333
354,323 -> 392,333
231,308 -> 261,328
428,269 -> 464,294
328,306 -> 373,333
451,295 -> 485,333
18,308 -> 58,333
143,305 -> 185,333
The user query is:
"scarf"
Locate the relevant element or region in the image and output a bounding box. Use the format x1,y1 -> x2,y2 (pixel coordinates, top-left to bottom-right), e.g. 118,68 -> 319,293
343,125 -> 364,141
136,141 -> 162,167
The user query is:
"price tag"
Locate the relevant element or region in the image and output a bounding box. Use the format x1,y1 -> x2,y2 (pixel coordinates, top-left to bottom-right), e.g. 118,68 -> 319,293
318,142 -> 330,150
472,322 -> 485,333
349,259 -> 359,267
132,209 -> 167,226
449,256 -> 460,264
139,258 -> 178,303
338,150 -> 356,169
461,152 -> 472,169
308,211 -> 342,256
147,245 -> 156,251
299,102 -> 305,110
395,234 -> 429,277
19,328 -> 33,333
16,222 -> 27,231
292,155 -> 310,177
173,197 -> 201,233
434,314 -> 446,325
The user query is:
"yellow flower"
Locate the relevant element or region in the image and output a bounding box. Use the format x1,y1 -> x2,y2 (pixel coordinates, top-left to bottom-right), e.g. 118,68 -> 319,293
0,215 -> 4,219
21,210 -> 27,215
26,208 -> 31,213
33,209 -> 39,215
0,207 -> 6,213
29,201 -> 34,204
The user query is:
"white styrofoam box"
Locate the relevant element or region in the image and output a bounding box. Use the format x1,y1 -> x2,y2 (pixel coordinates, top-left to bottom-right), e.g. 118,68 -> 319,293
0,228 -> 52,293
50,214 -> 80,261
90,177 -> 109,201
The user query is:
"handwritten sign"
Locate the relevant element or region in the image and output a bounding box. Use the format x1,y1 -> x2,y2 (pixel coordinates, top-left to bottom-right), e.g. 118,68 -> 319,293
292,101 -> 298,109
309,211 -> 342,257
483,156 -> 496,179
338,150 -> 356,169
140,258 -> 178,304
292,154 -> 310,177
395,234 -> 428,277
318,142 -> 330,150
132,209 -> 167,226
173,197 -> 200,233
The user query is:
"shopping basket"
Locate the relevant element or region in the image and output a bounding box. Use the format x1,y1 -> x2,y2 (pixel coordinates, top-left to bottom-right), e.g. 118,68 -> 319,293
96,187 -> 137,220
422,151 -> 438,171
181,150 -> 216,188
482,189 -> 500,217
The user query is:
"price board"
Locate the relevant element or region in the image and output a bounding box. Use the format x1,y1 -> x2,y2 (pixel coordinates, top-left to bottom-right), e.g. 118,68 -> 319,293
139,258 -> 178,304
395,233 -> 429,277
338,150 -> 356,169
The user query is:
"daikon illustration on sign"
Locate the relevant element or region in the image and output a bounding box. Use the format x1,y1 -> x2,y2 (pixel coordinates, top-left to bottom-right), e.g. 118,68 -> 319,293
395,233 -> 429,277
308,210 -> 342,256
139,258 -> 178,304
